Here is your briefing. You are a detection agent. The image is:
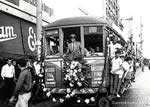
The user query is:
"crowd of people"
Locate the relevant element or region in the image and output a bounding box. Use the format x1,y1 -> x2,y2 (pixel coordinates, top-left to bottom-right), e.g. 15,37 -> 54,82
109,50 -> 136,98
0,57 -> 42,107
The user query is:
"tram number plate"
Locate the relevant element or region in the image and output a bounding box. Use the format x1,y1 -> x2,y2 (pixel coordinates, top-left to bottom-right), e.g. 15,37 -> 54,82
91,65 -> 102,71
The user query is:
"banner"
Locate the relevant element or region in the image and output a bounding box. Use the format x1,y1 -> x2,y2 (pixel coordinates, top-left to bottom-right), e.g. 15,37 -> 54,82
0,11 -> 37,59
20,20 -> 37,56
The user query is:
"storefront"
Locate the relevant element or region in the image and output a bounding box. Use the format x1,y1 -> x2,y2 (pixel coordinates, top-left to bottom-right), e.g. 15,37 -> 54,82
0,0 -> 52,60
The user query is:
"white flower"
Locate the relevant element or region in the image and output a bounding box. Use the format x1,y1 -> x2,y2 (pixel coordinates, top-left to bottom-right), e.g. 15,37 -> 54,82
66,88 -> 71,93
90,97 -> 95,102
41,83 -> 45,87
64,77 -> 67,80
77,82 -> 82,87
70,91 -> 75,97
74,69 -> 78,73
70,61 -> 78,69
66,69 -> 70,72
69,83 -> 74,87
72,72 -> 77,77
85,99 -> 90,104
38,74 -> 43,77
46,91 -> 51,97
77,99 -> 81,103
66,62 -> 69,65
43,88 -> 47,92
70,70 -> 73,74
81,78 -> 84,81
65,94 -> 70,98
74,77 -> 78,81
59,98 -> 64,103
52,98 -> 56,102
78,69 -> 82,72
65,74 -> 71,81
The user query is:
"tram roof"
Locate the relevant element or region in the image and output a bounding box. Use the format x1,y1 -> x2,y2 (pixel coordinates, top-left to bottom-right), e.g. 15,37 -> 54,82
45,17 -> 111,28
44,16 -> 126,44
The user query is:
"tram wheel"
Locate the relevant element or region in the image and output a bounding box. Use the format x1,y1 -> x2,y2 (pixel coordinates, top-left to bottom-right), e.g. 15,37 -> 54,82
97,97 -> 110,107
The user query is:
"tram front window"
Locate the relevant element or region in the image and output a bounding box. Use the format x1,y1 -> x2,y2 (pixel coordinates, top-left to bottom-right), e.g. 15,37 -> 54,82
85,34 -> 103,55
46,36 -> 59,56
84,26 -> 103,56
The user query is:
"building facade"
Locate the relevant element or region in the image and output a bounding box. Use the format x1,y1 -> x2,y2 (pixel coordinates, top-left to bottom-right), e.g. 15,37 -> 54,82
0,0 -> 53,59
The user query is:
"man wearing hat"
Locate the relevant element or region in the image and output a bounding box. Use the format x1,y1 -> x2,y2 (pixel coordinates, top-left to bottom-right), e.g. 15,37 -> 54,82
67,34 -> 89,56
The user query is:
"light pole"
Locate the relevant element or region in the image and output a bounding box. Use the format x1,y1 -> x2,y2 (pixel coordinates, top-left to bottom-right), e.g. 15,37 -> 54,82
36,0 -> 42,60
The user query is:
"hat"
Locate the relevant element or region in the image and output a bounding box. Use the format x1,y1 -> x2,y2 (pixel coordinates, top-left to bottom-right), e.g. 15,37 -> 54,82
70,34 -> 76,38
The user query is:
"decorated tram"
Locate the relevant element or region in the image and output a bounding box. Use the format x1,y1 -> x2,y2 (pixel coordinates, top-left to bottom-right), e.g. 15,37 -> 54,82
42,17 -> 127,106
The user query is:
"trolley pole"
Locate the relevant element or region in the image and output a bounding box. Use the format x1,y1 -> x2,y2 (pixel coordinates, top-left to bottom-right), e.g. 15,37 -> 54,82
36,0 -> 42,60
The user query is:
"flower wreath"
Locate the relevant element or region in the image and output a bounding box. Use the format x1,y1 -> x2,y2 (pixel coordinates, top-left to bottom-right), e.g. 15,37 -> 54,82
63,54 -> 91,88
38,54 -> 93,103
53,53 -> 91,102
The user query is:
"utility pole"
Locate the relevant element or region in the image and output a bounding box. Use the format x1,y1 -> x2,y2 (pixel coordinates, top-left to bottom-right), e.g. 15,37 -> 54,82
36,0 -> 42,60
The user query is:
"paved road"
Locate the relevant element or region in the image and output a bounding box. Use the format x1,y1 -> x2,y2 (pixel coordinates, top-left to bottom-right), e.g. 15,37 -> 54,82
112,66 -> 150,107
1,67 -> 150,107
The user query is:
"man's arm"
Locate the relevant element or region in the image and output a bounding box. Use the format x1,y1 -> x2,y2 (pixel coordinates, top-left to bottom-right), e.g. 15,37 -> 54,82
1,66 -> 5,79
13,66 -> 16,81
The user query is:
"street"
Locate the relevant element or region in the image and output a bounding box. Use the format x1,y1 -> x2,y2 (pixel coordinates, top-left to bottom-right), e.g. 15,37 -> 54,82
112,66 -> 150,107
1,67 -> 149,107
30,66 -> 150,107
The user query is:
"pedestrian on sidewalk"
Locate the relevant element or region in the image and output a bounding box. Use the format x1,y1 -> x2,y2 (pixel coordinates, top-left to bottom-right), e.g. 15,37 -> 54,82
1,58 -> 16,102
9,60 -> 35,107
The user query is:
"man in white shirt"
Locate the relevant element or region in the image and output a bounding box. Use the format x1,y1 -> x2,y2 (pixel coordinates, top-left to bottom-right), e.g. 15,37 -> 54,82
1,58 -> 15,101
110,50 -> 123,98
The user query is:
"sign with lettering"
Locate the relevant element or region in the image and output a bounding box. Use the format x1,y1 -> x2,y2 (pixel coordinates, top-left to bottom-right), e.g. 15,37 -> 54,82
21,19 -> 37,56
91,64 -> 103,87
0,26 -> 17,42
0,12 -> 24,57
28,27 -> 36,52
45,67 -> 56,87
84,26 -> 103,35
0,12 -> 37,59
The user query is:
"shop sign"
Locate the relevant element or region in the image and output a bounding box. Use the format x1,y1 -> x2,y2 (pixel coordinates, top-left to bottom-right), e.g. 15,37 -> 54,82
0,26 -> 17,42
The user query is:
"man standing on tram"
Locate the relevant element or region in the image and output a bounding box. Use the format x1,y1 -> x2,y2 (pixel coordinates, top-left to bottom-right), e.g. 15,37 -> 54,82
110,50 -> 123,98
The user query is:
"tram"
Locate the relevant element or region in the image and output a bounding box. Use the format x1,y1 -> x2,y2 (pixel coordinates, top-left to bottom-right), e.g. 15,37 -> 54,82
43,17 -> 126,107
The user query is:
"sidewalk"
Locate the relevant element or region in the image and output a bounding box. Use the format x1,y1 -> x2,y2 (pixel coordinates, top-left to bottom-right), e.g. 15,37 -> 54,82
135,67 -> 144,77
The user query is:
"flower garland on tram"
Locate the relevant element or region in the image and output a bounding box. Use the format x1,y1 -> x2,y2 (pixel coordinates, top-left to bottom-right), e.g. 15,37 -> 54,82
51,53 -> 92,103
